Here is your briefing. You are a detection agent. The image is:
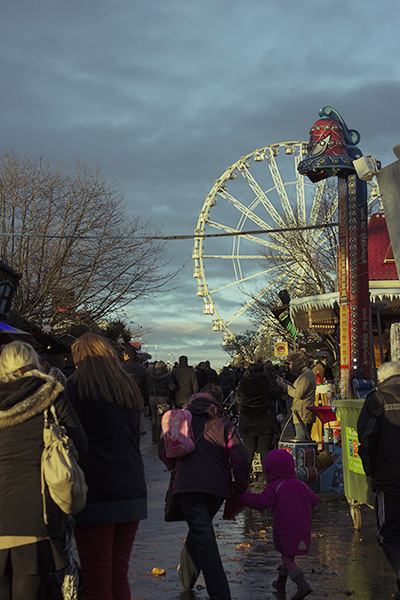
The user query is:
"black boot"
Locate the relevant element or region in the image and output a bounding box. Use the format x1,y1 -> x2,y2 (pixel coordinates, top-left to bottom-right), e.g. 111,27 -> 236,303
289,568 -> 312,600
272,566 -> 288,592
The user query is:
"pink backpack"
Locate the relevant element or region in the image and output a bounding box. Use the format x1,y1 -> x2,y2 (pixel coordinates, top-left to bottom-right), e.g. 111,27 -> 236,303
161,409 -> 196,458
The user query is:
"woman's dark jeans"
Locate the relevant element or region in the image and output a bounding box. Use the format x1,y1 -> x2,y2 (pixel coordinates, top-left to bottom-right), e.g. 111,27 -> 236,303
176,492 -> 231,600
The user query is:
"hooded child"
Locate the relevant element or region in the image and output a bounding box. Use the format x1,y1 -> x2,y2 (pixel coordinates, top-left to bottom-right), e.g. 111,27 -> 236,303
241,448 -> 318,600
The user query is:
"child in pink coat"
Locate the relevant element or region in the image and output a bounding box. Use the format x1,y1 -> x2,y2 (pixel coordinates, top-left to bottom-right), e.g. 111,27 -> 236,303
241,448 -> 318,600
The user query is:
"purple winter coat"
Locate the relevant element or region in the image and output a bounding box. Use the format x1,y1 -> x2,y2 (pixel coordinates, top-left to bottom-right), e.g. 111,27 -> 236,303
158,392 -> 249,498
241,448 -> 318,556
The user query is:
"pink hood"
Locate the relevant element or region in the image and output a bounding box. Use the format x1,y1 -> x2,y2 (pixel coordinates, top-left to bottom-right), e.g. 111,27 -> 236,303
263,448 -> 296,482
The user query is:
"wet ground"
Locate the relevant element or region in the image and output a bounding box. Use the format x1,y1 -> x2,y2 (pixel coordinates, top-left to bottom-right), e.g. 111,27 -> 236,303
128,418 -> 397,600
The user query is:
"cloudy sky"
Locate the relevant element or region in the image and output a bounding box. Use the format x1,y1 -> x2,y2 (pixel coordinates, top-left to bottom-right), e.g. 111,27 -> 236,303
2,0 -> 400,368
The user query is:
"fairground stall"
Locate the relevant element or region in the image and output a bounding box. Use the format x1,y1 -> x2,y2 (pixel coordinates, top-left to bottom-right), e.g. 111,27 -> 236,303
277,108 -> 400,523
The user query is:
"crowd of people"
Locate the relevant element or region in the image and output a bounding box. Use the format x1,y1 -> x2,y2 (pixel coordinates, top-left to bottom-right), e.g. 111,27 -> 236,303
0,338 -> 323,600
2,336 -> 400,600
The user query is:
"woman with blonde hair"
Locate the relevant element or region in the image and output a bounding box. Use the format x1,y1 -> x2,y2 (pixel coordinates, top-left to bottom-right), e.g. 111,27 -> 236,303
0,340 -> 87,599
67,333 -> 147,600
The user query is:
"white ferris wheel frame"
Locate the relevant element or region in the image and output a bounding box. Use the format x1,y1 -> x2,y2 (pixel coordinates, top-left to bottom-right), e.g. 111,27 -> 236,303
192,140 -> 380,346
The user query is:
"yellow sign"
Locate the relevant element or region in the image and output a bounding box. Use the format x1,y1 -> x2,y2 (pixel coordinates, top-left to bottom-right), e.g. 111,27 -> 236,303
274,341 -> 288,357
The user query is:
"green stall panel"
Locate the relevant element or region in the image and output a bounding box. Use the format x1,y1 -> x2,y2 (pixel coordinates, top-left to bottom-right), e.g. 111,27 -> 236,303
333,399 -> 375,509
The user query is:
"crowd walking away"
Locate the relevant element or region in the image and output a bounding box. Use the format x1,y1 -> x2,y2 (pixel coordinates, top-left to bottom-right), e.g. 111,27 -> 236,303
0,341 -> 366,600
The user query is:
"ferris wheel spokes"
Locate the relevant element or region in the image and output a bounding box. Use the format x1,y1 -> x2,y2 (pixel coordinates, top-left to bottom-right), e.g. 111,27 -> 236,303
193,140 -> 378,345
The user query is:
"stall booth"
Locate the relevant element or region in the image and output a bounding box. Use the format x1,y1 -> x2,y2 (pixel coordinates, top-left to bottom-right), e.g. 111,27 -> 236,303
290,213 -> 400,379
284,213 -> 400,500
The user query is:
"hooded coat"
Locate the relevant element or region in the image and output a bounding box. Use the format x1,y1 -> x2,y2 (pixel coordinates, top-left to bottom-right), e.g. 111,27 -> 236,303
158,392 -> 249,498
148,366 -> 174,398
170,365 -> 199,408
0,373 -> 88,565
357,374 -> 400,494
241,449 -> 318,555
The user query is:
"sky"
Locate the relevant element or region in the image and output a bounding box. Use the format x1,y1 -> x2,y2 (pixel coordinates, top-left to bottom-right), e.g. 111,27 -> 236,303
1,0 -> 400,368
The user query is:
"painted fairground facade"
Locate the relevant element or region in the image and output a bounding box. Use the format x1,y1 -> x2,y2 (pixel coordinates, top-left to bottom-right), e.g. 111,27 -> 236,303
298,107 -> 371,399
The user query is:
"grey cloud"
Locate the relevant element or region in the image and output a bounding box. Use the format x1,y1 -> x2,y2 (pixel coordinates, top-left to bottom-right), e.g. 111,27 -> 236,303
2,0 -> 399,367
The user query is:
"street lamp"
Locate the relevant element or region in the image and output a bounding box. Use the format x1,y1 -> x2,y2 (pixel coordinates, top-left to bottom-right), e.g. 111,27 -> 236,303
155,345 -> 158,361
0,280 -> 15,319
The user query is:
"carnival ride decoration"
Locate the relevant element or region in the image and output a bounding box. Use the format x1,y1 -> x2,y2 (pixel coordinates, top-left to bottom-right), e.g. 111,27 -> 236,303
299,106 -> 373,395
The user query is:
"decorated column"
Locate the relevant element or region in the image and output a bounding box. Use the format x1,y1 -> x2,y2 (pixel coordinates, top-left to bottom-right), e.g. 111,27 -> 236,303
298,106 -> 371,398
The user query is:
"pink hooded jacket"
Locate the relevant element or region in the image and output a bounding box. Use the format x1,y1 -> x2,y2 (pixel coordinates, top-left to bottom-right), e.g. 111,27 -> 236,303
241,448 -> 318,556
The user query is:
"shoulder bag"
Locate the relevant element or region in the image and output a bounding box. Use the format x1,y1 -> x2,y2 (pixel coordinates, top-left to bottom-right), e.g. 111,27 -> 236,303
41,404 -> 88,524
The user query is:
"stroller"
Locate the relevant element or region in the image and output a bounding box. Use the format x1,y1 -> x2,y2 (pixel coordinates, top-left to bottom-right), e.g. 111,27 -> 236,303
222,390 -> 239,425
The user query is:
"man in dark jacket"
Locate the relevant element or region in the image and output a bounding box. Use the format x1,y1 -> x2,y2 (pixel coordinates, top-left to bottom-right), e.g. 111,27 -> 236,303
195,362 -> 208,390
171,355 -> 199,408
123,345 -> 149,434
218,365 -> 236,401
236,362 -> 280,468
205,360 -> 218,385
357,361 -> 400,600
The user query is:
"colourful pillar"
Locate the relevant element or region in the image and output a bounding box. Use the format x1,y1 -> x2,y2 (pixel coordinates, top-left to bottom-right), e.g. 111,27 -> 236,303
298,106 -> 371,398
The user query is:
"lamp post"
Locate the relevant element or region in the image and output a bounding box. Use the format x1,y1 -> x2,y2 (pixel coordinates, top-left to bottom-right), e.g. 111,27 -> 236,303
0,280 -> 15,319
155,345 -> 158,361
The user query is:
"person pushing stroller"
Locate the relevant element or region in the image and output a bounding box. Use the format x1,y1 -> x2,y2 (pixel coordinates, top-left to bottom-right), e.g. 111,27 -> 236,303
241,448 -> 318,600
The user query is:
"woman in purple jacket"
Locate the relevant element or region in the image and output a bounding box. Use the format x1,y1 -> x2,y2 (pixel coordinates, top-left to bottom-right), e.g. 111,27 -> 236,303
241,448 -> 318,600
159,385 -> 249,600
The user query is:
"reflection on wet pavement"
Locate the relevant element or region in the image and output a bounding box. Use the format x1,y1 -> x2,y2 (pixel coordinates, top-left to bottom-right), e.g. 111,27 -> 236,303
129,420 -> 396,599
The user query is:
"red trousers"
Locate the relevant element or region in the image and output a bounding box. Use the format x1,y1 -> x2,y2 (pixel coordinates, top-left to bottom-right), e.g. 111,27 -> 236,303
74,521 -> 139,600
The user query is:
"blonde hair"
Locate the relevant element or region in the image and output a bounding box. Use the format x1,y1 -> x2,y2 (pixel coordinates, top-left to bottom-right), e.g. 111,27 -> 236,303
155,361 -> 166,370
71,333 -> 142,408
0,340 -> 43,382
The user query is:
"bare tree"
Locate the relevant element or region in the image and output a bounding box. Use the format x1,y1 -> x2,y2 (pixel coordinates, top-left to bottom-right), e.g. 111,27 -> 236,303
260,183 -> 338,299
233,181 -> 381,362
222,328 -> 275,362
254,179 -> 381,308
0,151 -> 173,328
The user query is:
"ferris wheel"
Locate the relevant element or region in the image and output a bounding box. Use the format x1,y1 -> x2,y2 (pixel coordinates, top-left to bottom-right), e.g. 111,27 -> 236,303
193,141 -> 380,345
